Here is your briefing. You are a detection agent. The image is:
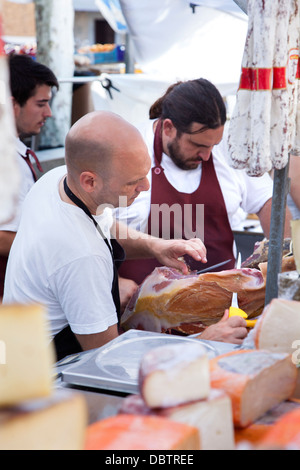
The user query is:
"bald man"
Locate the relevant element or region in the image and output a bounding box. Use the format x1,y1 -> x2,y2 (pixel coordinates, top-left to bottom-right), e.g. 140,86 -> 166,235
3,111 -> 211,360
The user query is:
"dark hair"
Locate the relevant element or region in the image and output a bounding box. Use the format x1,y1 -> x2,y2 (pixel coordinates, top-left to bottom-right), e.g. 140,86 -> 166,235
8,53 -> 59,106
149,78 -> 226,134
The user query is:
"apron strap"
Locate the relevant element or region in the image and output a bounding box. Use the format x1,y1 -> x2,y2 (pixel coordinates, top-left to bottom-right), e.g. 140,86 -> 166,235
52,178 -> 125,361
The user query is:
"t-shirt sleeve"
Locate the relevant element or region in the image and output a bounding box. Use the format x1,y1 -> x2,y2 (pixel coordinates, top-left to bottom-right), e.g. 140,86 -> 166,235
240,171 -> 273,214
49,254 -> 118,335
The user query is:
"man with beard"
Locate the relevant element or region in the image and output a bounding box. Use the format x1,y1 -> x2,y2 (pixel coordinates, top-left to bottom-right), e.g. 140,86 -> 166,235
0,54 -> 58,298
116,78 -> 291,287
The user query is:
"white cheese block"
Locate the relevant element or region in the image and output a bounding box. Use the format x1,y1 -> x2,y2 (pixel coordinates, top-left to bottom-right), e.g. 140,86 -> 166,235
210,349 -> 297,428
278,271 -> 300,301
0,303 -> 56,406
0,390 -> 87,450
253,298 -> 300,354
138,342 -> 210,408
252,298 -> 300,399
120,390 -> 235,450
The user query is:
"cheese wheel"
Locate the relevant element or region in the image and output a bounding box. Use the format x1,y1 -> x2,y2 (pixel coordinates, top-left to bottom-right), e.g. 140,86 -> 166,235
85,414 -> 200,450
138,342 -> 210,408
0,303 -> 56,406
210,349 -> 297,428
120,390 -> 235,451
0,390 -> 87,450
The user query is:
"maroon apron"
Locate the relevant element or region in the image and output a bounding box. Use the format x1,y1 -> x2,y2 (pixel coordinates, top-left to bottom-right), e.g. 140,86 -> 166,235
0,256 -> 7,299
118,119 -> 235,285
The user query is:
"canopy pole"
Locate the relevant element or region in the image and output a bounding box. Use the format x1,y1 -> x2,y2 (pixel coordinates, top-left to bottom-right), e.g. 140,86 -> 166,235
265,158 -> 291,305
233,0 -> 247,14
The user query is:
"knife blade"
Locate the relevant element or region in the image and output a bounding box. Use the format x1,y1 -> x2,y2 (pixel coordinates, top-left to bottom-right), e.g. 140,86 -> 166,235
229,253 -> 257,328
196,259 -> 232,274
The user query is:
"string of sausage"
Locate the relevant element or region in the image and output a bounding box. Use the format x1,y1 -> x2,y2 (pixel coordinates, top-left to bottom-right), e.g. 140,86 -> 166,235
228,0 -> 300,177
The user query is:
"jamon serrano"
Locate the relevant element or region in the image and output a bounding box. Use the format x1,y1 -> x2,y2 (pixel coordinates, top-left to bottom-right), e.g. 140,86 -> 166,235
120,266 -> 266,334
228,0 -> 300,176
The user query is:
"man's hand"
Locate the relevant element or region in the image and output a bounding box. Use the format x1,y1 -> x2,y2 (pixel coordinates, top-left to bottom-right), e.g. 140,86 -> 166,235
149,237 -> 207,274
200,309 -> 248,345
113,221 -> 206,274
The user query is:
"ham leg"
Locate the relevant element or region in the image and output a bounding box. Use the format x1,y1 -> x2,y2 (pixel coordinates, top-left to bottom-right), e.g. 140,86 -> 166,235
120,266 -> 266,334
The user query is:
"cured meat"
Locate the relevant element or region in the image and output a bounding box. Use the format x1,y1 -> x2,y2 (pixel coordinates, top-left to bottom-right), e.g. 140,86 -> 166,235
241,238 -> 292,269
84,414 -> 200,450
210,349 -> 297,428
121,266 -> 266,334
119,390 -> 235,451
138,343 -> 210,408
228,0 -> 300,176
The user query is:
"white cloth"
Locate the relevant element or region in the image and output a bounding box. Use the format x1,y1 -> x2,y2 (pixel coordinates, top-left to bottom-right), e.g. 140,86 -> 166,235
3,165 -> 118,339
0,137 -> 35,232
115,120 -> 274,232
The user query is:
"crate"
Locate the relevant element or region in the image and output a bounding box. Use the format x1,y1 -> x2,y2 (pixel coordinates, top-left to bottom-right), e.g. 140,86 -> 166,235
83,45 -> 125,64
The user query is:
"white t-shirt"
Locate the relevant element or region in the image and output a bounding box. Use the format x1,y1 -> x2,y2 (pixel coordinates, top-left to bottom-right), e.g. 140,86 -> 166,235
3,165 -> 118,339
116,120 -> 274,232
0,137 -> 36,232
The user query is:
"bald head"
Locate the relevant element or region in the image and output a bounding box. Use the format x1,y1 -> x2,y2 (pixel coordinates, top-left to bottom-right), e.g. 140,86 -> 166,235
65,111 -> 145,179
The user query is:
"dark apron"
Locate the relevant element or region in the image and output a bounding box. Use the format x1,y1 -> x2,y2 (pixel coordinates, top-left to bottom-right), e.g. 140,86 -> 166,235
0,255 -> 8,299
118,119 -> 235,285
53,178 -> 125,361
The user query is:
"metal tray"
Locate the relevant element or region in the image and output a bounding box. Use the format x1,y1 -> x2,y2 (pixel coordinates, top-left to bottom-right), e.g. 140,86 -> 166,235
60,330 -> 219,394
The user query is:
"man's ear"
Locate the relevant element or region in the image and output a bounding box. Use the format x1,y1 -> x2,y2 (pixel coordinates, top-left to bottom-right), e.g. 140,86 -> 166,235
11,96 -> 20,117
79,171 -> 103,193
162,118 -> 176,138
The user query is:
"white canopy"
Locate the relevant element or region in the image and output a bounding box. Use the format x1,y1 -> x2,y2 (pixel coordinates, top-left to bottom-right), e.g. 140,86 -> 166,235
118,0 -> 248,84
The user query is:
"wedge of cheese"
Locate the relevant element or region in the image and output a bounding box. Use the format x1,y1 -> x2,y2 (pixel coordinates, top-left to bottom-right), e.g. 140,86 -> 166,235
210,349 -> 297,428
0,390 -> 87,450
0,303 -> 55,406
253,298 -> 300,354
138,342 -> 210,408
278,271 -> 300,301
251,298 -> 300,399
85,414 -> 200,450
258,408 -> 300,450
120,390 -> 235,450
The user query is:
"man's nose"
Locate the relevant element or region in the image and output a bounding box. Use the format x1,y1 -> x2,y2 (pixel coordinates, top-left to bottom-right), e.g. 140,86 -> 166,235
198,147 -> 213,161
139,176 -> 150,192
44,103 -> 52,118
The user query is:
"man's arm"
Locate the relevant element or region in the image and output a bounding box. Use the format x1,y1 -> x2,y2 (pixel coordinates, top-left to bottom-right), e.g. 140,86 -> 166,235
113,220 -> 207,275
75,324 -> 119,351
256,198 -> 292,239
0,231 -> 16,256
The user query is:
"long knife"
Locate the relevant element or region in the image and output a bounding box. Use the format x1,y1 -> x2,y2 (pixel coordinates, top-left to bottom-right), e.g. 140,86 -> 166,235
228,252 -> 257,328
196,259 -> 232,274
